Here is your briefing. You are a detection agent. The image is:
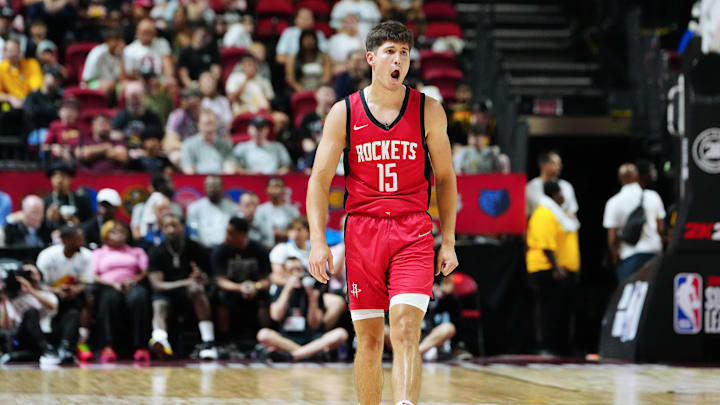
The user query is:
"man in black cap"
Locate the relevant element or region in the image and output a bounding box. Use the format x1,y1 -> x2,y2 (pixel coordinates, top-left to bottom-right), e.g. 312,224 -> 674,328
232,115 -> 292,174
24,65 -> 63,147
43,161 -> 93,229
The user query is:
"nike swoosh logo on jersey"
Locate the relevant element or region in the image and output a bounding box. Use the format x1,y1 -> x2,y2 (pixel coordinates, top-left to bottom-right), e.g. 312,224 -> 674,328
353,124 -> 369,130
418,231 -> 431,238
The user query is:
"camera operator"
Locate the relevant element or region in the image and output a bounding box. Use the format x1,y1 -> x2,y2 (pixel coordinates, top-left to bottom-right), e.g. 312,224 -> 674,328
0,260 -> 67,365
256,257 -> 348,362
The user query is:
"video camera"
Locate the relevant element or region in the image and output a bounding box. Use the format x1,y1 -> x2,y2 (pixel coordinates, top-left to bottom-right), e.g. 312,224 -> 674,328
0,259 -> 32,300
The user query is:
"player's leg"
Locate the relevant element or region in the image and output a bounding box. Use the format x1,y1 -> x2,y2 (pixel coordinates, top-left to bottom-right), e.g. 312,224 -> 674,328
389,298 -> 427,405
256,328 -> 302,352
353,314 -> 386,405
418,322 -> 456,355
291,328 -> 349,360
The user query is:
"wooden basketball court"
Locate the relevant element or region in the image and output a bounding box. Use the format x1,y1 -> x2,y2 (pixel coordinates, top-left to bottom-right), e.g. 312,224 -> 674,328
0,360 -> 718,404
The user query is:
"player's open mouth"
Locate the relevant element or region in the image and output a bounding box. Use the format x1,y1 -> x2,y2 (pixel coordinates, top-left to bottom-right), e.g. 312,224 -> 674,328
391,69 -> 400,80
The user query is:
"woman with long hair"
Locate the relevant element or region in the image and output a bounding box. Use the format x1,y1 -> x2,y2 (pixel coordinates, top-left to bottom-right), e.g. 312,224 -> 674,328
285,29 -> 331,92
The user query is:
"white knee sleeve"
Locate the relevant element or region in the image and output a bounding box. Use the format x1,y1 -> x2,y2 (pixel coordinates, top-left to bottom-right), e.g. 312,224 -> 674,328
389,293 -> 430,313
350,309 -> 385,322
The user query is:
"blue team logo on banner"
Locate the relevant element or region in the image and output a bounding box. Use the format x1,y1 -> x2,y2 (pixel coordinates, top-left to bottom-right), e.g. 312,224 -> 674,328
478,189 -> 510,218
674,273 -> 703,334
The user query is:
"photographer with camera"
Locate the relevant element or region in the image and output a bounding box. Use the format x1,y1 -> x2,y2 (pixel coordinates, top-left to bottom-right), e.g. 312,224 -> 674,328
256,257 -> 348,362
0,260 -> 66,365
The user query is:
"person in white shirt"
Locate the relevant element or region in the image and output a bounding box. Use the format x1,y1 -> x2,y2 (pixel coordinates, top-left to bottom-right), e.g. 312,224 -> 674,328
275,8 -> 328,64
603,163 -> 666,282
269,217 -> 311,273
232,116 -> 292,174
199,72 -> 232,135
254,177 -> 300,245
330,0 -> 381,38
82,28 -> 125,96
225,53 -> 275,115
187,175 -> 239,247
238,191 -> 274,249
526,151 -> 578,217
123,18 -> 174,79
327,14 -> 365,74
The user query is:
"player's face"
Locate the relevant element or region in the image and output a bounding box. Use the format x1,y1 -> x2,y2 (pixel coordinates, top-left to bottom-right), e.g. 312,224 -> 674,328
368,41 -> 410,90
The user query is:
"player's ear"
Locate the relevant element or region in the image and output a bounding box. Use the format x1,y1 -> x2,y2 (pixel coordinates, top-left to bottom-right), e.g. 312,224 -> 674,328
366,50 -> 374,67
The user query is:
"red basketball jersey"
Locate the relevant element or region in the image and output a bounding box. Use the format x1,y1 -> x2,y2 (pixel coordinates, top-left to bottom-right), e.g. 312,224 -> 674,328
343,87 -> 432,217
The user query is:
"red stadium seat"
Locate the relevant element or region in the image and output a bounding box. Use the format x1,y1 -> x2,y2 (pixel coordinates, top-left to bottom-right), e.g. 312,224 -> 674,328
290,90 -> 317,128
420,50 -> 457,79
220,47 -> 248,86
63,87 -> 109,109
452,272 -> 481,319
314,21 -> 333,38
425,68 -> 463,104
296,0 -> 330,18
255,18 -> 290,40
425,22 -> 463,39
423,2 -> 458,22
255,0 -> 294,18
230,112 -> 275,143
64,42 -> 99,85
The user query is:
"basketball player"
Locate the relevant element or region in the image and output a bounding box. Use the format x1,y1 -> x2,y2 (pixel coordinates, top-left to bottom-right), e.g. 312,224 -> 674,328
307,21 -> 458,405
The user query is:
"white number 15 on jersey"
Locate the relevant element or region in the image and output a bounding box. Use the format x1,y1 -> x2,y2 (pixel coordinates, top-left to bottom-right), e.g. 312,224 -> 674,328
377,163 -> 397,192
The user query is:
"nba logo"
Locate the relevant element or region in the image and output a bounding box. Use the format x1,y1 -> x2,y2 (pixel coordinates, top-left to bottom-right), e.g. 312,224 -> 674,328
674,273 -> 703,334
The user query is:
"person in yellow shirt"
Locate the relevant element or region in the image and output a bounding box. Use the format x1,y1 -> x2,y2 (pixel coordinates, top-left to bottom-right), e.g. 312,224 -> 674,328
526,179 -> 580,355
0,38 -> 43,137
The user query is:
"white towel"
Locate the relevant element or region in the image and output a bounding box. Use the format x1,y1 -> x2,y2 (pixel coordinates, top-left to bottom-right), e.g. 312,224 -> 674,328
539,195 -> 581,232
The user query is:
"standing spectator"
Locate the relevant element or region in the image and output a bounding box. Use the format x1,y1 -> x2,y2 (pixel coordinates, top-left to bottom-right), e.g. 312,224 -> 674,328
180,109 -> 234,174
2,195 -> 51,248
232,116 -> 292,175
43,161 -> 93,226
178,25 -> 220,88
123,18 -> 174,79
296,85 -> 335,172
327,14 -> 365,73
603,163 -> 666,282
269,218 -> 311,273
238,191 -> 273,249
43,98 -> 83,163
163,87 -> 203,158
526,151 -> 578,218
128,127 -> 175,174
453,125 -> 503,174
256,257 -> 349,362
112,82 -> 163,149
211,217 -> 271,343
24,66 -> 62,147
148,214 -> 218,359
254,177 -> 300,245
275,8 -> 328,65
0,39 -> 42,137
35,225 -> 95,361
225,53 -> 274,115
75,114 -> 129,173
199,72 -> 232,135
81,188 -> 122,249
285,30 -> 331,92
187,175 -> 239,248
334,50 -> 370,99
526,180 -> 580,355
81,28 -> 126,96
330,0 -> 381,37
92,220 -> 151,362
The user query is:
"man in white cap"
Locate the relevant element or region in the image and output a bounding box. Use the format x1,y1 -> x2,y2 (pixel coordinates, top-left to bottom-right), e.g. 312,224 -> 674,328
81,188 -> 123,249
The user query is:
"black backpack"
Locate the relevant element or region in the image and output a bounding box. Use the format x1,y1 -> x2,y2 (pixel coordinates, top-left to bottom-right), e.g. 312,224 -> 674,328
620,191 -> 646,245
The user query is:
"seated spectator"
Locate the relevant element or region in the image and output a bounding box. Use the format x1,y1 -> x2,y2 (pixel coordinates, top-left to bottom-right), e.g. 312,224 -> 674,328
0,261 -> 65,364
24,66 -> 62,147
225,53 -> 274,115
123,18 -> 174,79
43,98 -> 83,162
199,72 -> 231,135
327,14 -> 364,73
35,40 -> 67,81
43,161 -> 94,226
180,109 -> 234,175
0,39 -> 41,137
222,13 -> 253,49
256,257 -> 349,362
75,114 -> 129,173
275,8 -> 328,65
285,30 -> 331,92
232,116 -> 292,174
130,173 -> 182,241
211,217 -> 270,343
270,218 -> 311,273
2,195 -> 51,248
330,0 -> 381,37
81,188 -> 123,250
25,19 -> 48,59
128,127 -> 175,174
453,125 -> 503,174
163,87 -> 202,159
81,28 -> 126,96
334,50 -> 370,99
35,225 -> 95,362
148,214 -> 217,359
296,85 -> 336,173
178,25 -> 220,88
92,220 -> 151,362
447,81 -> 474,146
187,175 -> 239,248
112,82 -> 163,149
140,194 -> 172,248
255,177 -> 300,245
238,191 -> 273,250
139,68 -> 177,125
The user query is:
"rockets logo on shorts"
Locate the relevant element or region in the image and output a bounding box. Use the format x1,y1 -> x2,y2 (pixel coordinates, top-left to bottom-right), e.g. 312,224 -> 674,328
674,273 -> 703,334
350,282 -> 362,299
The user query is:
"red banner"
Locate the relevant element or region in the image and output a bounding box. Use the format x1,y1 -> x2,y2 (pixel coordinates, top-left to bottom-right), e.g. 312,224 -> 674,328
0,172 -> 526,234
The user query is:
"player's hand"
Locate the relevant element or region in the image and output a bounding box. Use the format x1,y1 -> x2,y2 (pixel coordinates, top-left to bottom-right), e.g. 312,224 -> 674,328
308,242 -> 333,284
436,245 -> 459,276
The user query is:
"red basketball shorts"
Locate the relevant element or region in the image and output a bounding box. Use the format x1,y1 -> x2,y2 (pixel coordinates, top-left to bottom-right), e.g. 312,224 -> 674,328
344,212 -> 435,310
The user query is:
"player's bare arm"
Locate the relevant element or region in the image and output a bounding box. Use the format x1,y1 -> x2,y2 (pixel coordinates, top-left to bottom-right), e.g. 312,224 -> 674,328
306,100 -> 347,284
425,96 -> 459,276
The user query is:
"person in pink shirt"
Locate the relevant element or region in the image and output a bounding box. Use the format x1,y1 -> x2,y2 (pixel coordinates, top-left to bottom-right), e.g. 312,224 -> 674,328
92,220 -> 151,362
